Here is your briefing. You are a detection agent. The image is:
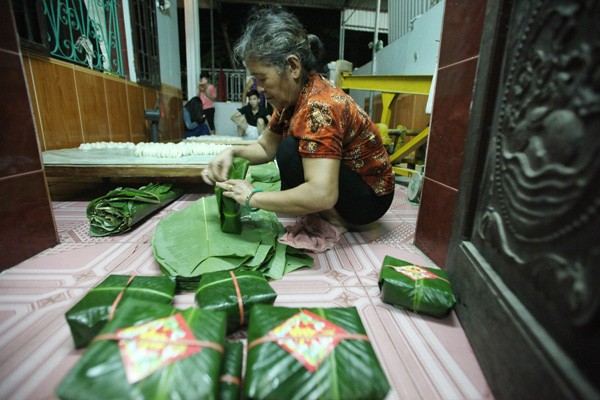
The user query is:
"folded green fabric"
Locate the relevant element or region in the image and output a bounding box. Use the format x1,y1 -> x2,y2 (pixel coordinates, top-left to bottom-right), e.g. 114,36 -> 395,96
196,270 -> 277,333
219,341 -> 243,400
378,255 -> 456,318
245,305 -> 390,400
215,157 -> 250,234
87,183 -> 182,236
152,196 -> 313,291
65,275 -> 176,348
57,299 -> 227,400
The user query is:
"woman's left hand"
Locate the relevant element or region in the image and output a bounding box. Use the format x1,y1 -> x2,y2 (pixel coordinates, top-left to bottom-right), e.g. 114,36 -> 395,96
215,179 -> 255,206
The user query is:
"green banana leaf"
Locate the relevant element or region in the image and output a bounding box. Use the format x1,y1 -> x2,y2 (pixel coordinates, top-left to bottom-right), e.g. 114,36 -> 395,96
245,305 -> 390,400
196,270 -> 277,333
57,299 -> 226,400
65,275 -> 176,348
152,196 -> 314,291
219,341 -> 244,400
87,183 -> 182,237
215,157 -> 250,234
378,255 -> 456,318
248,162 -> 281,192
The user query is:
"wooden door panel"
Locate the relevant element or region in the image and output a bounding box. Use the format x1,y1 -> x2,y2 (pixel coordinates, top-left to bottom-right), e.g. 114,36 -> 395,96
447,0 -> 600,398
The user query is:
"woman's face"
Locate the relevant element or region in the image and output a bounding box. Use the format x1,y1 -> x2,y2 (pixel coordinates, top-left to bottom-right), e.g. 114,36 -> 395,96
246,58 -> 302,110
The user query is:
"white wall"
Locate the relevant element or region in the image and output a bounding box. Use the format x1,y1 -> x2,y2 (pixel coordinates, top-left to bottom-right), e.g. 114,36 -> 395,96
157,6 -> 181,89
214,102 -> 241,136
349,0 -> 445,107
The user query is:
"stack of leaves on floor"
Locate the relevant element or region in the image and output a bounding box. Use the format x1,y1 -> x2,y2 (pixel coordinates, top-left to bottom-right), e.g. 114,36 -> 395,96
152,195 -> 313,291
244,305 -> 390,400
65,275 -> 176,348
56,299 -> 227,400
196,270 -> 277,333
87,183 -> 182,237
378,255 -> 456,318
215,157 -> 250,234
248,161 -> 281,192
218,341 -> 244,400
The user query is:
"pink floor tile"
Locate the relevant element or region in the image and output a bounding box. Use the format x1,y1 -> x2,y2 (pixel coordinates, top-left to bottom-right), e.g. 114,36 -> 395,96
0,184 -> 493,400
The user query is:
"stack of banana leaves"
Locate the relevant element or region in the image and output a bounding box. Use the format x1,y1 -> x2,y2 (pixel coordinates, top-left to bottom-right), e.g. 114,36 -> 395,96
65,275 -> 176,348
87,183 -> 182,237
152,195 -> 313,291
56,299 -> 227,400
244,305 -> 390,400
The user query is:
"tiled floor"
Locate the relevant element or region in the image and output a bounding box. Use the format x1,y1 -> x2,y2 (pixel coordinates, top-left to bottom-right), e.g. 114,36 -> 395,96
0,185 -> 493,400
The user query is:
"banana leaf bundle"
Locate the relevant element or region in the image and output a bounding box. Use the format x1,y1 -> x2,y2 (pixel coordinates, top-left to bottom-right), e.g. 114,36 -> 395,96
196,270 -> 277,333
244,305 -> 390,400
215,157 -> 250,234
57,299 -> 226,400
65,274 -> 176,348
219,341 -> 244,400
249,162 -> 281,192
87,183 -> 182,236
152,196 -> 313,291
378,255 -> 456,318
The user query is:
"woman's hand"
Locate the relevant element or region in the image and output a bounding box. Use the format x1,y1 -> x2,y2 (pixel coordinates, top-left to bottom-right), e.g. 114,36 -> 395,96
215,179 -> 255,206
201,148 -> 235,185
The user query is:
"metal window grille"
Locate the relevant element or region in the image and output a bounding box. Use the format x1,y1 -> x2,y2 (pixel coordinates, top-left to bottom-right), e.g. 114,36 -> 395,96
42,0 -> 124,76
201,68 -> 246,103
130,0 -> 160,87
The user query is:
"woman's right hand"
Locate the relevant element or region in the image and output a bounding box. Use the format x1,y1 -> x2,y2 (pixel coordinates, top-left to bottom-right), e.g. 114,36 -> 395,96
201,148 -> 235,185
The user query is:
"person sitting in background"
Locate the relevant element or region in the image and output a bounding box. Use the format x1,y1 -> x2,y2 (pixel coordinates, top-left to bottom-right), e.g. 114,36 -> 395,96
183,96 -> 210,138
202,6 -> 394,232
198,72 -> 217,135
231,89 -> 270,140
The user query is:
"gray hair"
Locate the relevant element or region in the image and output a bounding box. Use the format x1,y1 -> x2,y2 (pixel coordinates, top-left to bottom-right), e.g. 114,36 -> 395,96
233,6 -> 325,77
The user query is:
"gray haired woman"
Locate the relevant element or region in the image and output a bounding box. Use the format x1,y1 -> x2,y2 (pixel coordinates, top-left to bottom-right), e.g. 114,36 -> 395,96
202,6 -> 394,231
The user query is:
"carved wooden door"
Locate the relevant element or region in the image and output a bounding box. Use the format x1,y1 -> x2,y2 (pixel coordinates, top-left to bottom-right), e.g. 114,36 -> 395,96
446,1 -> 599,399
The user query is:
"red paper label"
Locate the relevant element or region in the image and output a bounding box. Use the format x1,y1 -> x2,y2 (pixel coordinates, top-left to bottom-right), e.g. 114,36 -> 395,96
117,313 -> 201,383
391,264 -> 439,281
268,310 -> 347,373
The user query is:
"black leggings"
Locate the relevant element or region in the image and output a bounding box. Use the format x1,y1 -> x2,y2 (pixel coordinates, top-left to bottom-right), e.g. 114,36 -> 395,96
275,136 -> 394,225
204,107 -> 215,131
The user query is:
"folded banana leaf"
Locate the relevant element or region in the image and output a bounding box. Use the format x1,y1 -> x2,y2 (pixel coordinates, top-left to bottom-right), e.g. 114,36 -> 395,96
245,305 -> 390,400
87,183 -> 182,236
152,196 -> 313,291
65,274 -> 176,348
378,255 -> 456,318
215,157 -> 250,234
249,162 -> 281,192
57,299 -> 226,400
196,270 -> 277,333
219,341 -> 244,400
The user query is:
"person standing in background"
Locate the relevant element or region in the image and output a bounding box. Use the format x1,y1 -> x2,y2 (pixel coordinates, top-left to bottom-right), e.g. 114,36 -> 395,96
198,72 -> 217,135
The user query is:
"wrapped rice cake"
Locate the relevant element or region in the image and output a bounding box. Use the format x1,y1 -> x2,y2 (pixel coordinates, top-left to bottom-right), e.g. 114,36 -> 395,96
378,255 -> 456,317
196,270 -> 277,333
219,341 -> 244,400
57,299 -> 226,400
244,305 -> 390,400
65,274 -> 176,348
215,157 -> 250,234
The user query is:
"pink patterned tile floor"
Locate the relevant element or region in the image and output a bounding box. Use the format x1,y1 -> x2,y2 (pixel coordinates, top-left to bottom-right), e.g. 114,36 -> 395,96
0,185 -> 493,399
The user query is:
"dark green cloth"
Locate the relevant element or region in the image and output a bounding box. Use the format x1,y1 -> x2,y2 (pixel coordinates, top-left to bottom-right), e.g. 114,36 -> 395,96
57,299 -> 227,400
244,305 -> 390,400
378,255 -> 456,317
87,183 -> 182,236
196,270 -> 277,333
65,275 -> 176,348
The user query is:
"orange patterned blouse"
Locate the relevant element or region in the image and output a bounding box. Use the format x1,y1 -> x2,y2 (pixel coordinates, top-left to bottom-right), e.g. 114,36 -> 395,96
268,72 -> 394,196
